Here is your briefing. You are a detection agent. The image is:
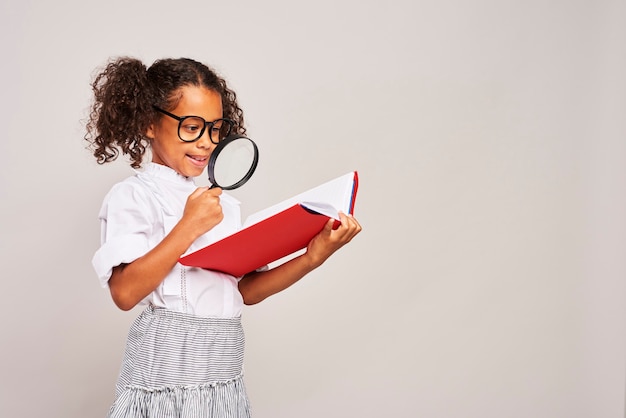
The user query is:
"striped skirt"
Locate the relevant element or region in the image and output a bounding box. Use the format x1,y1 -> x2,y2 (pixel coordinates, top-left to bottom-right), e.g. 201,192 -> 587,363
107,305 -> 251,418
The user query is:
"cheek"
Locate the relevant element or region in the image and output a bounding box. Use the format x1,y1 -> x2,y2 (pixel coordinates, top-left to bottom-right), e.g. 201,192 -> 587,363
149,138 -> 169,157
151,128 -> 179,149
150,121 -> 178,141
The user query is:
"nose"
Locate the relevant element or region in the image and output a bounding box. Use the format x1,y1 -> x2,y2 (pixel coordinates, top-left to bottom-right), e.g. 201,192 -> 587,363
196,127 -> 216,150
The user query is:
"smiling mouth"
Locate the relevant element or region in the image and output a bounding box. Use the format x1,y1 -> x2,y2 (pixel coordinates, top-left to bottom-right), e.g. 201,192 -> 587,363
187,155 -> 209,166
188,155 -> 208,162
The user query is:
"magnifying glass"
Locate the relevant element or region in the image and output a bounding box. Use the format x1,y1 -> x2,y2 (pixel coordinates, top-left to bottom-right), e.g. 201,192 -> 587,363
208,134 -> 259,190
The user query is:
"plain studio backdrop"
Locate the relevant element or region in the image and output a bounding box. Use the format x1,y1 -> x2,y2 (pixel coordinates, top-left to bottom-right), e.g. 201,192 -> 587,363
1,1 -> 625,417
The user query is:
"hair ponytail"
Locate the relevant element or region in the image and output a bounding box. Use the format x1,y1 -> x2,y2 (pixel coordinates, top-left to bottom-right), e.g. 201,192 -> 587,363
85,57 -> 153,168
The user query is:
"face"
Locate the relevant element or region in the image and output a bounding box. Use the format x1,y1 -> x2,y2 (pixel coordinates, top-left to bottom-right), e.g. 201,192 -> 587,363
147,85 -> 223,178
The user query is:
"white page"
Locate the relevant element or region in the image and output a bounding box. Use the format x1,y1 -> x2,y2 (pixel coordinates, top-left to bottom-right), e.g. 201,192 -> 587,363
243,172 -> 355,227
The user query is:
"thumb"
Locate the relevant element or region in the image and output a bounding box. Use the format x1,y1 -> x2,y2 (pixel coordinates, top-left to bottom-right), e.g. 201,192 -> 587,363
323,217 -> 336,233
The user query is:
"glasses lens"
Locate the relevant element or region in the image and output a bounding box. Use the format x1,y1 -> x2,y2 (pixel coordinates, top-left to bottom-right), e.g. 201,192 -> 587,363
210,119 -> 234,143
178,116 -> 206,142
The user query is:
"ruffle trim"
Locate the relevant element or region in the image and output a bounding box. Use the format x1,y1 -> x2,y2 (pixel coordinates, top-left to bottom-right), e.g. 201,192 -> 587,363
124,372 -> 244,393
108,374 -> 250,418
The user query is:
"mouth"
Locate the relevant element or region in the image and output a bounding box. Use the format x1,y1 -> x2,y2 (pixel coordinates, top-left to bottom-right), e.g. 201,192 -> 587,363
187,154 -> 209,167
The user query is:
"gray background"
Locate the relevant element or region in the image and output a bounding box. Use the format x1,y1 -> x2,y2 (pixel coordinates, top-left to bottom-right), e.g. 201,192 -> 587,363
1,0 -> 625,417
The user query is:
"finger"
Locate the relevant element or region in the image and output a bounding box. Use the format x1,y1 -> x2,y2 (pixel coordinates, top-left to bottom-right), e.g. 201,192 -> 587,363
206,187 -> 222,196
189,187 -> 210,199
334,213 -> 361,239
337,212 -> 359,230
346,215 -> 362,232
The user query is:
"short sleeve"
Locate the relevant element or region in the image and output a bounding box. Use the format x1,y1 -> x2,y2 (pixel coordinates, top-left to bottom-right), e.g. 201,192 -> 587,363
92,181 -> 159,288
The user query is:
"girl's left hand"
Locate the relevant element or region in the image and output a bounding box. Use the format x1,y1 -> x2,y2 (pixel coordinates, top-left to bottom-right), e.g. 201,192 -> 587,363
304,212 -> 362,268
238,212 -> 362,305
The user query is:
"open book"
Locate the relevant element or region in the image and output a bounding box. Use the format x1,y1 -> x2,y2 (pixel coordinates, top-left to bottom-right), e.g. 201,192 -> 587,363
179,171 -> 359,276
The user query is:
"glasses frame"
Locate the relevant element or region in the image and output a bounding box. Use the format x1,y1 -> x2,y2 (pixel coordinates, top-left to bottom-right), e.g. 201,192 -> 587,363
152,105 -> 235,144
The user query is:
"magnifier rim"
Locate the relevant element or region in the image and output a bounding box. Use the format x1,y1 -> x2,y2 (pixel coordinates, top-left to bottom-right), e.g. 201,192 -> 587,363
207,134 -> 259,190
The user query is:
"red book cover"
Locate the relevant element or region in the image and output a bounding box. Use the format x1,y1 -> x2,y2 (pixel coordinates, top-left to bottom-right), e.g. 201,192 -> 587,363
179,171 -> 358,276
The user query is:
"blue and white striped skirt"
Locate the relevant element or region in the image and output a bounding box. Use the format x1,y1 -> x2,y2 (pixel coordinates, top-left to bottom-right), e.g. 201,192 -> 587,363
107,305 -> 251,418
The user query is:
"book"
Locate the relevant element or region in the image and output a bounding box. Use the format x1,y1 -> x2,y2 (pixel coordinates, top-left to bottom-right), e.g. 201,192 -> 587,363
179,171 -> 359,276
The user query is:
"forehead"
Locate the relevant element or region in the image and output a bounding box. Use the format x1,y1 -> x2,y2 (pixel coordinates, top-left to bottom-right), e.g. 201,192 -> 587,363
173,85 -> 223,120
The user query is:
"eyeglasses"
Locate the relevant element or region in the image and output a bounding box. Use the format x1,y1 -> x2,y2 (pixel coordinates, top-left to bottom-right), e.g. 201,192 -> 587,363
153,106 -> 235,144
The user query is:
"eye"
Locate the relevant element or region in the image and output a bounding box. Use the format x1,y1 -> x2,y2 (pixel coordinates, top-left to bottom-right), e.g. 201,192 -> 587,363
180,117 -> 204,134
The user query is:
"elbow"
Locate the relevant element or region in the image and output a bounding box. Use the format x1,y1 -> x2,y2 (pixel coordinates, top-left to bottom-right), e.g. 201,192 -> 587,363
108,266 -> 141,311
241,291 -> 265,306
238,280 -> 266,306
109,284 -> 139,311
114,299 -> 137,312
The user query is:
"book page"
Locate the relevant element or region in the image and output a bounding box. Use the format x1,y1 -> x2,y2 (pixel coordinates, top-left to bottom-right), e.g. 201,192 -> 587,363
243,172 -> 356,227
299,201 -> 340,219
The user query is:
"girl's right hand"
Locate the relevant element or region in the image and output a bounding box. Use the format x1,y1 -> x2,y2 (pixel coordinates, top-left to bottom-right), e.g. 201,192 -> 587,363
108,187 -> 224,311
180,187 -> 224,240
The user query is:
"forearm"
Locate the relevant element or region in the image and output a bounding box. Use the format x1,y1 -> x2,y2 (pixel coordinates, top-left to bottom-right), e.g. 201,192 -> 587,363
108,222 -> 198,311
238,253 -> 322,305
239,214 -> 362,305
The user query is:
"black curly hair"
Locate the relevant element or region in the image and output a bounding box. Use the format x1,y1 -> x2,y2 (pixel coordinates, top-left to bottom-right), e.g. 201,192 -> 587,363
84,57 -> 246,169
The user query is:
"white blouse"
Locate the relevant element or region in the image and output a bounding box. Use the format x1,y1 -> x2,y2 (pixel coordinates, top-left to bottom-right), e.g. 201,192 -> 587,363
92,163 -> 244,317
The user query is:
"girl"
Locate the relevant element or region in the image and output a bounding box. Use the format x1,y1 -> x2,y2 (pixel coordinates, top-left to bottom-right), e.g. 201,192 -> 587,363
85,57 -> 361,418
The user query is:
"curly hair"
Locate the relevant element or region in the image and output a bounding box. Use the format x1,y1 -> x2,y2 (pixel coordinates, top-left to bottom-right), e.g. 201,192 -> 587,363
84,57 -> 246,168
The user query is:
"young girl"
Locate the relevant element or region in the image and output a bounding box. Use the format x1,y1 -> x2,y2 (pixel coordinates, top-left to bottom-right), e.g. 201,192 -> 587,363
85,57 -> 361,417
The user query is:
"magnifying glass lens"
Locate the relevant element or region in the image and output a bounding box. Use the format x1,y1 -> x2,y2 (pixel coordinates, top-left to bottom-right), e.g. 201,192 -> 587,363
208,135 -> 259,190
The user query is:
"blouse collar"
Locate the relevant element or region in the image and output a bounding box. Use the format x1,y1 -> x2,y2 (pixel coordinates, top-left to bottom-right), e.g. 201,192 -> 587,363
140,162 -> 195,185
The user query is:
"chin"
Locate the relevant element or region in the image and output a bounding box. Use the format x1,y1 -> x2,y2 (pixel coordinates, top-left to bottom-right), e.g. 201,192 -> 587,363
185,167 -> 206,178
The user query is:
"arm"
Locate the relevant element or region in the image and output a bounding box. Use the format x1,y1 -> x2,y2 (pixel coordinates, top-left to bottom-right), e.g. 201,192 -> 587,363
238,212 -> 362,305
109,187 -> 223,311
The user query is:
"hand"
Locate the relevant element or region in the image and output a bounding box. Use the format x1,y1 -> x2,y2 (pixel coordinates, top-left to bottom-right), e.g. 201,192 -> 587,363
304,212 -> 362,268
179,187 -> 224,240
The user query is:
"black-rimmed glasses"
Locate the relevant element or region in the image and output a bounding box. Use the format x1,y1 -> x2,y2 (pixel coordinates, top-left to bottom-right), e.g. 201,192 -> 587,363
153,106 -> 235,144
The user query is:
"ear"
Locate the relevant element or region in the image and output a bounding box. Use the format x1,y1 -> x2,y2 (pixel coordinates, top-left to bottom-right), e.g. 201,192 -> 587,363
146,124 -> 156,140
